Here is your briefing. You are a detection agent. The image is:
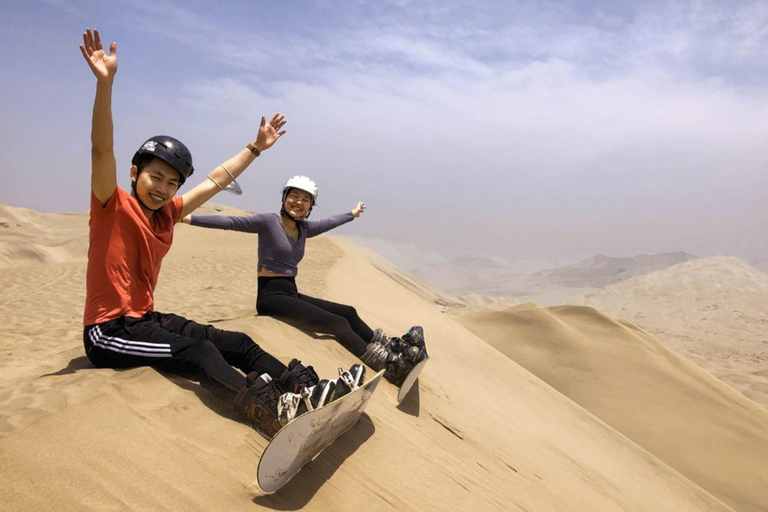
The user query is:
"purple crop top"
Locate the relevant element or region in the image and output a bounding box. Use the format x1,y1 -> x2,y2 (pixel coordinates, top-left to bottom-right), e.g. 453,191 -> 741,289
190,212 -> 354,276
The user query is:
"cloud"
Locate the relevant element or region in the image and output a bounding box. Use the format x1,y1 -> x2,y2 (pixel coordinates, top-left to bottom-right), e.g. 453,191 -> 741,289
7,0 -> 768,261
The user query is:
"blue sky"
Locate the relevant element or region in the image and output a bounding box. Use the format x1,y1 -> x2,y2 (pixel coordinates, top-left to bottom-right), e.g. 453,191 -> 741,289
2,0 -> 768,263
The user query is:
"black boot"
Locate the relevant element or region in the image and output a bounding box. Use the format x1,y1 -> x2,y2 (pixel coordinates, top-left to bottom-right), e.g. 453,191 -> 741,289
397,326 -> 428,363
279,359 -> 320,394
294,378 -> 334,416
361,342 -> 389,371
233,373 -> 284,439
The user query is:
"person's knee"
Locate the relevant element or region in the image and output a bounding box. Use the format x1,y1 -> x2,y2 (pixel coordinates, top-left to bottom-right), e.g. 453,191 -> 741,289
233,331 -> 255,345
327,315 -> 351,333
185,339 -> 219,360
340,305 -> 358,319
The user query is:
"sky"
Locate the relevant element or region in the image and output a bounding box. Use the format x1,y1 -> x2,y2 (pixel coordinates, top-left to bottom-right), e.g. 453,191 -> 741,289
2,0 -> 768,266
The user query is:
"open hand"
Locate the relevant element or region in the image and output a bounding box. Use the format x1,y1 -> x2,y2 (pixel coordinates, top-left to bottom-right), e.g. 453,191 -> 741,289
254,113 -> 287,152
79,28 -> 117,82
351,202 -> 366,218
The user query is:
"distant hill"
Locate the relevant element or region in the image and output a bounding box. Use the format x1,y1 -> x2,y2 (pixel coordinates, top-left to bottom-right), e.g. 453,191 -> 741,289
409,251 -> 699,306
448,255 -> 507,268
533,251 -> 699,288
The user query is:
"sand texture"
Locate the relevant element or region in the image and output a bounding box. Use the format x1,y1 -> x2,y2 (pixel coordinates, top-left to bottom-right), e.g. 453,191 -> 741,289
457,304 -> 768,512
573,257 -> 768,408
0,204 -> 740,511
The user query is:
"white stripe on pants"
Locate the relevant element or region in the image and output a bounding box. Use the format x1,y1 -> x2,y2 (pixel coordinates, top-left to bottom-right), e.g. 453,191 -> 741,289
89,325 -> 173,358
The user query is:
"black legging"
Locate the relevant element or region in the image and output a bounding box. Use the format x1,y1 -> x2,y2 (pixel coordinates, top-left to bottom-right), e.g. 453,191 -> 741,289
256,277 -> 373,357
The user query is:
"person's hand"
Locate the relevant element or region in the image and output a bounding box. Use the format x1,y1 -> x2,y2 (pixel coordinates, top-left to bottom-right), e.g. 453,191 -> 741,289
351,202 -> 366,218
79,28 -> 117,82
254,113 -> 287,152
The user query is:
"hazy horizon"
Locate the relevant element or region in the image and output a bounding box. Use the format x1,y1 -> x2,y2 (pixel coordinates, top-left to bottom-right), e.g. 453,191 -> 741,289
3,0 -> 768,264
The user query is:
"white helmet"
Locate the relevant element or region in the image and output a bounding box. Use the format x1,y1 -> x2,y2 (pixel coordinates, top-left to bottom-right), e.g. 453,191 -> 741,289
282,176 -> 318,204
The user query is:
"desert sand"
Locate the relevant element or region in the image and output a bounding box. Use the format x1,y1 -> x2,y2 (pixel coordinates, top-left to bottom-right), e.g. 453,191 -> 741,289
573,257 -> 768,408
457,304 -> 768,512
0,204 -> 749,511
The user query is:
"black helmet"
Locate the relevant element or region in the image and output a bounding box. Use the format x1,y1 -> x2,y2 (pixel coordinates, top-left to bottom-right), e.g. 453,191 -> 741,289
132,135 -> 194,185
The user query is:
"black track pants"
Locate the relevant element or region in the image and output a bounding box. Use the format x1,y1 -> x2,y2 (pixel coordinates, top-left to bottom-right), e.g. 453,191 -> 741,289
256,277 -> 373,358
83,312 -> 287,395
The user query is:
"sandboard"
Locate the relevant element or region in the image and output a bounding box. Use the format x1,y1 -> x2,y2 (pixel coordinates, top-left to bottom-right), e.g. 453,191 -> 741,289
257,370 -> 385,493
395,326 -> 429,404
397,356 -> 429,404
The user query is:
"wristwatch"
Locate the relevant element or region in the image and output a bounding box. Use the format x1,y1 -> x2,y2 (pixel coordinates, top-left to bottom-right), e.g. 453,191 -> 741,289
247,143 -> 261,157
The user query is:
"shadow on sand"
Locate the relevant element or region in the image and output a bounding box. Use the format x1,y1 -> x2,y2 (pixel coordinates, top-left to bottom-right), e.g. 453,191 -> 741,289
396,379 -> 421,417
252,413 -> 376,510
40,355 -> 92,377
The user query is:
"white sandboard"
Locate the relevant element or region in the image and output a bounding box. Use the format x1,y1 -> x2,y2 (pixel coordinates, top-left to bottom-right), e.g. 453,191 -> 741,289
397,357 -> 429,404
257,370 -> 384,493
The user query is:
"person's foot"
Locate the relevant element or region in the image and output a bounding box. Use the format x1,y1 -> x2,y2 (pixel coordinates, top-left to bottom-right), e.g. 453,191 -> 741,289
327,364 -> 366,402
347,363 -> 366,388
383,353 -> 415,387
279,359 -> 320,394
234,373 -> 284,439
396,326 -> 428,363
382,328 -> 427,386
370,328 -> 389,345
292,379 -> 334,416
403,326 -> 426,351
361,342 -> 389,371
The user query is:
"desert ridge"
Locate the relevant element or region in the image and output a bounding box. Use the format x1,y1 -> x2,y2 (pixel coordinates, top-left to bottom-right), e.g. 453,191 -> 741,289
572,256 -> 768,408
457,303 -> 768,512
0,204 -> 737,511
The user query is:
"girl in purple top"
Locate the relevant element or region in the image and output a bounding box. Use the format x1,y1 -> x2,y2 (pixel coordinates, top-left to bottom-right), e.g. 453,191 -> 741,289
184,176 -> 426,385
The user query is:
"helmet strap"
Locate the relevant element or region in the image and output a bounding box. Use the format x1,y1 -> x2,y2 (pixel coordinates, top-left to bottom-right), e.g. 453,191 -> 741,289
280,206 -> 311,222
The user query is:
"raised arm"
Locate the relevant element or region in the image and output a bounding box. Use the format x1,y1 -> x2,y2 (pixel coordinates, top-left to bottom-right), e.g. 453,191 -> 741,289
79,28 -> 118,206
305,202 -> 365,237
183,212 -> 268,234
179,114 -> 287,218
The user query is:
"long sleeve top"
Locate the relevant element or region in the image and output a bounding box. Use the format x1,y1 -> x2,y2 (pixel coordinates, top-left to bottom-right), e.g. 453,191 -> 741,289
190,212 -> 354,276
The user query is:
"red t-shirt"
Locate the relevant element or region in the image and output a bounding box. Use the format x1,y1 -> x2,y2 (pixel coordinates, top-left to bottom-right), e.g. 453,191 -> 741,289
83,187 -> 183,325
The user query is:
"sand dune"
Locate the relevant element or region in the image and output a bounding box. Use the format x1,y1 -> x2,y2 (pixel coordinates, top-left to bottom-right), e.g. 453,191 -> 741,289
573,257 -> 768,408
0,205 -> 88,268
457,304 -> 768,512
0,205 -> 738,511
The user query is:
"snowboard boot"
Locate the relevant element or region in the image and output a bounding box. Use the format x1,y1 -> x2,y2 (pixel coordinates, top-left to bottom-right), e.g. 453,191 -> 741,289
279,359 -> 320,394
294,378 -> 335,416
403,326 -> 426,351
346,363 -> 366,388
234,373 -> 285,439
363,340 -> 416,387
396,326 -> 428,363
383,352 -> 415,387
361,341 -> 390,371
370,328 -> 390,346
327,364 -> 366,402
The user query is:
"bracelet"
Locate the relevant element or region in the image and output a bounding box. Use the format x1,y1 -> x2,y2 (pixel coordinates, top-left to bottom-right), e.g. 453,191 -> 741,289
246,143 -> 261,157
207,175 -> 225,190
219,164 -> 237,182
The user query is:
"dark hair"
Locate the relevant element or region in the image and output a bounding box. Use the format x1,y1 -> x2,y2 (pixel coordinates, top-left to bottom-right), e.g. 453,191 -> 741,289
133,153 -> 156,173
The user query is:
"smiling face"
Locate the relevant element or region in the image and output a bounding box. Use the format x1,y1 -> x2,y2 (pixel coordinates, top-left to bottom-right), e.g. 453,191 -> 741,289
130,157 -> 180,212
283,188 -> 313,219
